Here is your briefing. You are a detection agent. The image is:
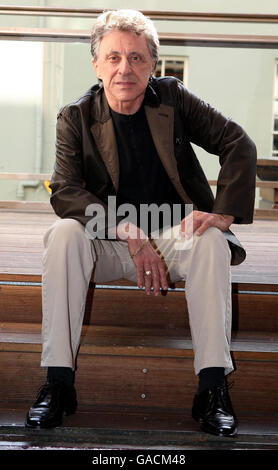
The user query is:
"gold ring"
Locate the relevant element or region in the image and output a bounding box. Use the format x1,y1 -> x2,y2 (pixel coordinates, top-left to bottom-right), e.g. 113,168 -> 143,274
144,270 -> 152,276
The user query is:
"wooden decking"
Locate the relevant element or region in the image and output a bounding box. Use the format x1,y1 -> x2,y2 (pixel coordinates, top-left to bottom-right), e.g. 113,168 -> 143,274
0,210 -> 278,451
0,210 -> 277,284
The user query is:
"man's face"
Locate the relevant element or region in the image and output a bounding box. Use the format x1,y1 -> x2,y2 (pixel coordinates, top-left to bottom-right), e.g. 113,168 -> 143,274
92,30 -> 156,114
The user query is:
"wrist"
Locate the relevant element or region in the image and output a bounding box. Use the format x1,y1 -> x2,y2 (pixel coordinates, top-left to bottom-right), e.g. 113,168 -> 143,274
117,222 -> 147,241
129,238 -> 150,260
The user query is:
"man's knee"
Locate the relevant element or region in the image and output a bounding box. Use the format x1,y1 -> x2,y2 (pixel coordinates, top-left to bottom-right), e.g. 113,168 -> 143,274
196,226 -> 227,247
192,227 -> 231,265
43,218 -> 85,248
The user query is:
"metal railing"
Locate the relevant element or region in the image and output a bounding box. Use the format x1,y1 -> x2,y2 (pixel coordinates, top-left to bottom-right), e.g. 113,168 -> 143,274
1,6 -> 278,48
1,27 -> 278,49
1,6 -> 278,23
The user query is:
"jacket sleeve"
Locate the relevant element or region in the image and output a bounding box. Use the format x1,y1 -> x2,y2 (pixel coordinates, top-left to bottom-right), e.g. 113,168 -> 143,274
178,82 -> 257,223
49,106 -> 121,238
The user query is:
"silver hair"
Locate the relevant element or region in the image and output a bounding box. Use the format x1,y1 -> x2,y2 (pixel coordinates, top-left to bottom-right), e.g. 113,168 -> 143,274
91,9 -> 159,64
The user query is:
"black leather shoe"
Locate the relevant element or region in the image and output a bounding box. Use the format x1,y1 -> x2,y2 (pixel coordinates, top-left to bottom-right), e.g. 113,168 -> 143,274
192,382 -> 237,437
25,382 -> 77,428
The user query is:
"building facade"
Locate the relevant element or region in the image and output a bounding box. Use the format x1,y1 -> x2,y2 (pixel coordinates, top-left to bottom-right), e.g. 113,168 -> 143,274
0,0 -> 278,203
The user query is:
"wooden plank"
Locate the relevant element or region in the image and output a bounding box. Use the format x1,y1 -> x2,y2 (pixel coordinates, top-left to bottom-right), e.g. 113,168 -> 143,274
0,273 -> 41,283
0,201 -> 53,212
1,415 -> 278,451
1,403 -> 278,441
0,403 -> 197,433
1,272 -> 278,292
1,332 -> 278,412
1,322 -> 278,414
1,280 -> 278,332
0,212 -> 278,283
0,201 -> 278,219
0,285 -> 42,323
209,179 -> 278,188
2,322 -> 278,356
0,283 -> 189,329
0,173 -> 51,180
0,322 -> 193,357
232,292 -> 278,332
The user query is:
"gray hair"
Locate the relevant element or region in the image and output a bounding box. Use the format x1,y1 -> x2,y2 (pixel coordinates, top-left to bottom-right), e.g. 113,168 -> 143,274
91,9 -> 159,64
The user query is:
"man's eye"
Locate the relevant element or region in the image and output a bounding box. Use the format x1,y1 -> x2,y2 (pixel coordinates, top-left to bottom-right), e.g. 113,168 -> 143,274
109,56 -> 119,62
131,56 -> 140,61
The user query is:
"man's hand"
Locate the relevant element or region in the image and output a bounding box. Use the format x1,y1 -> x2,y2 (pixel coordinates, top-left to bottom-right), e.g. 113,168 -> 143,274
127,236 -> 168,296
116,221 -> 168,295
180,211 -> 235,238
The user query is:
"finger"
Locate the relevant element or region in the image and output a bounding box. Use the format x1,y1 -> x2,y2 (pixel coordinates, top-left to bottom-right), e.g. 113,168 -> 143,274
136,262 -> 145,289
143,266 -> 152,295
192,211 -> 208,234
192,213 -> 201,234
196,215 -> 214,236
150,263 -> 163,296
157,261 -> 168,292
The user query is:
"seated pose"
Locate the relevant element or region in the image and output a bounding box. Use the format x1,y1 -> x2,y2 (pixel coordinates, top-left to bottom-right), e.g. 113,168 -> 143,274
26,9 -> 257,436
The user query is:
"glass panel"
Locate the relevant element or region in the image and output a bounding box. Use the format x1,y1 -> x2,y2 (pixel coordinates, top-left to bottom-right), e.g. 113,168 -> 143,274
164,60 -> 184,81
154,60 -> 162,77
273,134 -> 278,152
154,58 -> 185,81
274,101 -> 278,131
275,62 -> 278,98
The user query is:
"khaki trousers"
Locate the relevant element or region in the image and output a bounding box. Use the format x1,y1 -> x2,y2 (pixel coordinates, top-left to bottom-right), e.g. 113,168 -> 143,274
41,218 -> 233,376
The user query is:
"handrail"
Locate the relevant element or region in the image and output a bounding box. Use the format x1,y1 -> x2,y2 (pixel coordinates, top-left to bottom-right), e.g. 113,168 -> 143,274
1,6 -> 278,24
1,28 -> 278,49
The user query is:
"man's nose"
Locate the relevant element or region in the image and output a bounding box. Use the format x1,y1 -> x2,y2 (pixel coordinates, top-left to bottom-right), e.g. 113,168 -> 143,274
119,57 -> 132,74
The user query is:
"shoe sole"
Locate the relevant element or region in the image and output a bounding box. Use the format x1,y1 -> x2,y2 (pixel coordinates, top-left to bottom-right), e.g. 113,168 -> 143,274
192,410 -> 238,438
25,420 -> 62,429
25,407 -> 76,429
200,421 -> 238,438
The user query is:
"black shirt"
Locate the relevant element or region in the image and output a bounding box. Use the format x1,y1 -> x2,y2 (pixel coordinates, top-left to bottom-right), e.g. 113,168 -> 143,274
110,105 -> 185,234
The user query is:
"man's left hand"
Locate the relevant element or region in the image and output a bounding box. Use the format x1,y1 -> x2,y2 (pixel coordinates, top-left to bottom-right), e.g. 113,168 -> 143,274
180,211 -> 235,238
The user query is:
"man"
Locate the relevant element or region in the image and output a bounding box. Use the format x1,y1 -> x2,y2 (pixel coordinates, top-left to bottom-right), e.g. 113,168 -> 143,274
26,9 -> 257,436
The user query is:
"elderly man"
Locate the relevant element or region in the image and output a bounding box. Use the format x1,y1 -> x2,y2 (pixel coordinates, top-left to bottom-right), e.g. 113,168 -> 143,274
26,9 -> 257,436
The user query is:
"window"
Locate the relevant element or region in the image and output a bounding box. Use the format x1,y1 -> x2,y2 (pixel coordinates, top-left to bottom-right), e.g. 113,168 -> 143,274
154,56 -> 187,84
272,60 -> 278,157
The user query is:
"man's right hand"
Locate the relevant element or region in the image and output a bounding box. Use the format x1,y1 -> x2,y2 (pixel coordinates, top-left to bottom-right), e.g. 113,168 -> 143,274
127,236 -> 168,295
116,222 -> 168,295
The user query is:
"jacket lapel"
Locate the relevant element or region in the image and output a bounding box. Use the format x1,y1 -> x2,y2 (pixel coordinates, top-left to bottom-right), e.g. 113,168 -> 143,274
145,104 -> 191,204
90,91 -> 119,191
90,88 -> 191,202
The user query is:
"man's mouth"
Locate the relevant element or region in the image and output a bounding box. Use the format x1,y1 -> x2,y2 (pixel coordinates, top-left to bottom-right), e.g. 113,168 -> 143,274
116,81 -> 136,86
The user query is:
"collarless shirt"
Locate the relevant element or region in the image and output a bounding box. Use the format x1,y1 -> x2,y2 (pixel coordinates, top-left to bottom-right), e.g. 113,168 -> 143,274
110,104 -> 185,232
